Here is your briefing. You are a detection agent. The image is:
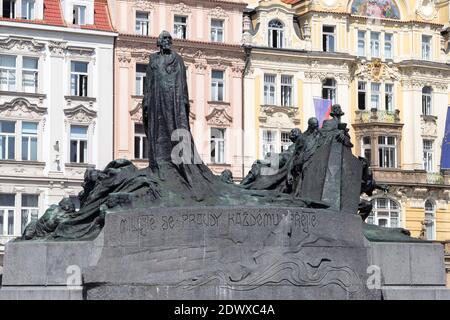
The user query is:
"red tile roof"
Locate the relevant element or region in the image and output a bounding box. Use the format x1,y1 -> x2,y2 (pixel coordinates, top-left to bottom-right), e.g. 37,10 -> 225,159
281,0 -> 303,4
0,0 -> 114,32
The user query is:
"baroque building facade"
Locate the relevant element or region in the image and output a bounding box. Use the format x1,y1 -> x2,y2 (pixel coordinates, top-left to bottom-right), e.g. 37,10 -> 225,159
243,0 -> 450,240
0,0 -> 115,253
111,0 -> 247,179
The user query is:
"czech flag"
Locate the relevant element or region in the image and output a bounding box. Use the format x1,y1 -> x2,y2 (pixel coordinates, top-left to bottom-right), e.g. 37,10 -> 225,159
441,106 -> 450,170
313,97 -> 332,128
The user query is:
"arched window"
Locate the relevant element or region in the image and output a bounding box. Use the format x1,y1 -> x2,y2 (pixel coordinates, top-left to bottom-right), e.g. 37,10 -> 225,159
422,86 -> 432,115
424,199 -> 436,240
322,78 -> 336,104
268,19 -> 284,49
368,198 -> 400,228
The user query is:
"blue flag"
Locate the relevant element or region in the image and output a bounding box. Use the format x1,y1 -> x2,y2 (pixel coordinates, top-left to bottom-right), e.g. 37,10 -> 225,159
313,97 -> 332,128
441,106 -> 450,170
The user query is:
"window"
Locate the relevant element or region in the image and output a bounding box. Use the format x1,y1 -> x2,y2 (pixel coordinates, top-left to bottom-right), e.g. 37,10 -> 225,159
322,26 -> 335,52
211,19 -> 224,43
0,194 -> 15,236
264,74 -> 276,105
422,35 -> 432,60
385,84 -> 394,112
384,33 -> 393,59
357,30 -> 366,57
210,128 -> 225,164
70,125 -> 88,163
262,130 -> 276,158
0,55 -> 16,91
370,32 -> 380,58
22,57 -> 38,93
73,5 -> 86,25
268,19 -> 284,49
368,198 -> 400,228
424,200 -> 435,240
135,64 -> 147,96
135,11 -> 149,36
358,81 -> 366,110
21,0 -> 34,19
2,0 -> 15,18
174,15 -> 187,39
370,82 -> 381,109
422,87 -> 432,115
281,75 -> 293,107
0,121 -> 15,160
281,132 -> 292,152
70,61 -> 88,97
362,136 -> 372,165
322,78 -> 336,104
21,194 -> 38,234
21,122 -> 37,161
211,70 -> 224,102
134,123 -> 148,160
423,140 -> 434,172
378,136 -> 396,168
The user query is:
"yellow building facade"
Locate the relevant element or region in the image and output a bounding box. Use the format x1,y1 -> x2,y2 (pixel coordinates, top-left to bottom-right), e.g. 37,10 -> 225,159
243,0 -> 450,240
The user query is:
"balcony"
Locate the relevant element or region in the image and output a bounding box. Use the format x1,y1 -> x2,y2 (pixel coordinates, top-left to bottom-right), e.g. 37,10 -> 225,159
354,108 -> 401,124
372,168 -> 449,186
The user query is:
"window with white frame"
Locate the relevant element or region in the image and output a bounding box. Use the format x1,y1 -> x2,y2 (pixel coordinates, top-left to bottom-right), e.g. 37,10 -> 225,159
135,11 -> 149,36
384,84 -> 394,112
73,5 -> 86,25
361,136 -> 372,165
370,82 -> 381,109
0,194 -> 15,236
424,199 -> 436,240
211,70 -> 224,102
70,61 -> 88,97
262,130 -> 276,158
174,15 -> 187,39
21,0 -> 35,19
280,132 -> 292,152
268,19 -> 284,49
281,75 -> 293,107
368,198 -> 400,228
134,123 -> 148,160
210,128 -> 225,164
322,78 -> 336,104
357,30 -> 366,57
384,33 -> 393,59
135,64 -> 147,96
0,54 -> 16,91
378,136 -> 396,168
0,120 -> 15,160
264,74 -> 276,105
322,26 -> 335,52
70,125 -> 88,163
20,194 -> 38,234
422,35 -> 432,60
21,122 -> 37,161
211,19 -> 224,43
422,86 -> 432,115
370,32 -> 380,58
423,139 -> 434,172
22,57 -> 38,93
358,81 -> 367,110
2,0 -> 16,18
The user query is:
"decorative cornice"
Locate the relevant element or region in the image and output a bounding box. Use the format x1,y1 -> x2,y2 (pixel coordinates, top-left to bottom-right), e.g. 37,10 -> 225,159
206,108 -> 233,127
48,41 -> 67,56
208,6 -> 228,19
64,105 -> 97,124
171,2 -> 191,14
0,98 -> 47,120
0,36 -> 45,52
66,46 -> 96,57
260,105 -> 298,118
130,102 -> 143,122
134,0 -> 154,11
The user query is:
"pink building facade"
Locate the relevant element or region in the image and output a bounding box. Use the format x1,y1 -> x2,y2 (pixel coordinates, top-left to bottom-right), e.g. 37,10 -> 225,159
111,0 -> 247,179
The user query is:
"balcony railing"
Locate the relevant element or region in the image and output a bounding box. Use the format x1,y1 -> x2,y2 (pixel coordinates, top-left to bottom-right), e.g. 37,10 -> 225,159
355,108 -> 401,124
373,168 -> 448,186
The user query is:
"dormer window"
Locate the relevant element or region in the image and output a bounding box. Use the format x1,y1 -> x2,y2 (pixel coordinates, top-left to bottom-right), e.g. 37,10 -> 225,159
21,0 -> 35,19
2,0 -> 16,18
73,5 -> 86,25
268,19 -> 284,48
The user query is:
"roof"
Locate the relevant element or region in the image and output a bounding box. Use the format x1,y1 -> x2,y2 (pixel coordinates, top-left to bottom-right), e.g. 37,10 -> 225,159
281,0 -> 303,4
0,0 -> 114,32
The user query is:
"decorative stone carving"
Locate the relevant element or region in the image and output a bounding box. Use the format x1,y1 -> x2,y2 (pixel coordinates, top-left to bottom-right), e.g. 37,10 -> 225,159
134,0 -> 153,11
420,115 -> 438,138
416,0 -> 438,21
206,108 -> 232,127
67,46 -> 96,57
64,105 -> 97,125
0,98 -> 47,119
0,37 -> 45,52
171,2 -> 191,14
353,60 -> 400,81
130,103 -> 143,122
209,6 -> 228,19
260,105 -> 298,119
117,53 -> 132,66
48,41 -> 67,56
